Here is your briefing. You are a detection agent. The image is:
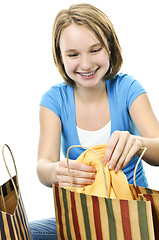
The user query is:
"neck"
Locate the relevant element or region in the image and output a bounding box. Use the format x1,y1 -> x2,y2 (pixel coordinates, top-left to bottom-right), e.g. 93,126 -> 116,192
74,81 -> 106,103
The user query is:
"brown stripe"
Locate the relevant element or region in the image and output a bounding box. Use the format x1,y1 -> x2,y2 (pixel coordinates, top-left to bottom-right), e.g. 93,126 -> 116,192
19,196 -> 32,239
144,194 -> 159,240
135,186 -> 141,196
13,211 -> 20,239
15,205 -> 25,239
11,217 -> 19,239
55,185 -> 65,239
120,200 -> 132,240
18,198 -> 27,239
6,215 -> 16,240
0,211 -> 7,239
13,214 -> 21,239
92,195 -> 103,240
70,191 -> 81,240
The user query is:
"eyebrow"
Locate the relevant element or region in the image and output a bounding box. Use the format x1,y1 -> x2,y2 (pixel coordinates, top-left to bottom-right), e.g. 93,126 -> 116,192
90,43 -> 102,49
65,43 -> 102,54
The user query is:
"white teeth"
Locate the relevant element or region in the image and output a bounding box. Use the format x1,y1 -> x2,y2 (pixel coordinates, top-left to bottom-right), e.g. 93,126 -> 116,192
79,69 -> 97,77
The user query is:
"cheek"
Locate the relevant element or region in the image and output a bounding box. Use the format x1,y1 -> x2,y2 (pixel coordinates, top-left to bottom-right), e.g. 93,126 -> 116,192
100,52 -> 110,66
100,55 -> 110,72
93,49 -> 110,67
63,59 -> 77,75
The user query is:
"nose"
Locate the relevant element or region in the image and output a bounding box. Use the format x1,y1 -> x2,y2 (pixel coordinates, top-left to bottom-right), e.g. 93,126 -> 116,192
80,54 -> 92,71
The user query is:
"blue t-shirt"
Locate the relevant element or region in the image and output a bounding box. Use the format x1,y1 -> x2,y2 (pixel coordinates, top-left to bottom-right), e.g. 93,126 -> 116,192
40,73 -> 148,187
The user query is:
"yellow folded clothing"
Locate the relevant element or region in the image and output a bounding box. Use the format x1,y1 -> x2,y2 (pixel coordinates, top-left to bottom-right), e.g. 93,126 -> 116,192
70,144 -> 133,200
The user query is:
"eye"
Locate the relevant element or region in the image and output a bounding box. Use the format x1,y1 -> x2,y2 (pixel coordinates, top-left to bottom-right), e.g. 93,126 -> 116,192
91,48 -> 102,53
68,53 -> 79,58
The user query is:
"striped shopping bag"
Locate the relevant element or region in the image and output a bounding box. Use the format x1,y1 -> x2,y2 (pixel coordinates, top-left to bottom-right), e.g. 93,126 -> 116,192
130,184 -> 159,239
0,144 -> 33,239
52,145 -> 157,240
53,184 -> 155,240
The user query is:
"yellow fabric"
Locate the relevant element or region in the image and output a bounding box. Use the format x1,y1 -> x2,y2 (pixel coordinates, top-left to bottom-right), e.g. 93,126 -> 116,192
70,144 -> 133,200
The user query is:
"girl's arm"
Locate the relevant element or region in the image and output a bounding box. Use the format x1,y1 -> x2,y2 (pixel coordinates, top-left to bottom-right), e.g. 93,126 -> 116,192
37,106 -> 62,187
103,93 -> 159,171
37,106 -> 96,187
130,93 -> 159,165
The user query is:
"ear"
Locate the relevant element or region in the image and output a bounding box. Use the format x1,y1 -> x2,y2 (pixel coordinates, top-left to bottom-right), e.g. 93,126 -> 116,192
109,50 -> 111,59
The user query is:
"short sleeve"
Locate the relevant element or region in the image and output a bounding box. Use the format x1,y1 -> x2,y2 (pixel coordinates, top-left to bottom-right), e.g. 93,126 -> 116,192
126,78 -> 146,110
40,86 -> 61,118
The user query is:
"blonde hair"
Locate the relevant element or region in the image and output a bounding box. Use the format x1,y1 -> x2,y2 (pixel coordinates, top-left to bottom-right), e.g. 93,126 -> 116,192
52,3 -> 123,86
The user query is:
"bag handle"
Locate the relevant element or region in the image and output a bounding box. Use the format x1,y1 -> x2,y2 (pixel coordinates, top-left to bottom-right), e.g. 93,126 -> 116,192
0,187 -> 6,212
66,145 -> 108,198
133,147 -> 147,187
1,144 -> 19,199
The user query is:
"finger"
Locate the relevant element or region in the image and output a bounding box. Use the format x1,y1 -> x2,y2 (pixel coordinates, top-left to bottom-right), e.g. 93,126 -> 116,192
70,161 -> 96,173
59,182 -> 91,188
107,133 -> 128,170
70,169 -> 96,179
58,175 -> 95,187
113,137 -> 134,172
103,130 -> 120,164
57,166 -> 96,179
121,140 -> 142,169
60,159 -> 96,173
112,138 -> 142,173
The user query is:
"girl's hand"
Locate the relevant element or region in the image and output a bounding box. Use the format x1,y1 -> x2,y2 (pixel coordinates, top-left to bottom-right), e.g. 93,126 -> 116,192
103,130 -> 142,172
56,158 -> 96,188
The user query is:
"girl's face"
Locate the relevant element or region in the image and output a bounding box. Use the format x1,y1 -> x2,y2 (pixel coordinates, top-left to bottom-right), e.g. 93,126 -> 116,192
60,24 -> 110,89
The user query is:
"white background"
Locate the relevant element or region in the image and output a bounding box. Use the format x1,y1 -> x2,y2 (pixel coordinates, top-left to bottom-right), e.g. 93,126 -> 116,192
0,0 -> 159,221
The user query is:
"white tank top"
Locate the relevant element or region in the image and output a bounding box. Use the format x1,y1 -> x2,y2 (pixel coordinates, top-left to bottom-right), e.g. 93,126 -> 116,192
76,121 -> 111,148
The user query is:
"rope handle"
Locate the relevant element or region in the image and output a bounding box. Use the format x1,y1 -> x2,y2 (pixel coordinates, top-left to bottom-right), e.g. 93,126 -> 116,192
1,144 -> 19,200
133,147 -> 147,187
66,145 -> 108,198
0,187 -> 6,212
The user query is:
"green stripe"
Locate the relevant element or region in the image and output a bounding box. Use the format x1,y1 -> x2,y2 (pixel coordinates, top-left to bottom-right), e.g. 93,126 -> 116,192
145,188 -> 153,194
139,195 -> 144,201
105,199 -> 117,240
62,188 -> 72,240
80,193 -> 92,240
137,201 -> 150,240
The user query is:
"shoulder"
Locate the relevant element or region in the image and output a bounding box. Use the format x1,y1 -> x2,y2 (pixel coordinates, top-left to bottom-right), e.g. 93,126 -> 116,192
40,82 -> 74,117
41,82 -> 73,103
109,73 -> 140,88
107,73 -> 146,108
107,73 -> 145,94
44,82 -> 71,96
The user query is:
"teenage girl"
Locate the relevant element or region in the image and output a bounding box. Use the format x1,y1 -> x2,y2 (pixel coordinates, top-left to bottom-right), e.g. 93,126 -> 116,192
30,4 -> 159,240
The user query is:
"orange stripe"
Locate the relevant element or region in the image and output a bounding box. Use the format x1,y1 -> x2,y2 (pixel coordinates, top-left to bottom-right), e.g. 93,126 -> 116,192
144,194 -> 159,240
120,200 -> 132,240
92,195 -> 103,240
71,191 -> 81,240
55,185 -> 65,239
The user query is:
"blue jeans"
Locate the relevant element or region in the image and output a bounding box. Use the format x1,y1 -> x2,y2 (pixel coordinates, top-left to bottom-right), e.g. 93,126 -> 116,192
29,218 -> 58,240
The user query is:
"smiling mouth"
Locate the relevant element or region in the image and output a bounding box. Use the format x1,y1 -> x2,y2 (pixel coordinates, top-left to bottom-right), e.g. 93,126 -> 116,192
77,68 -> 99,77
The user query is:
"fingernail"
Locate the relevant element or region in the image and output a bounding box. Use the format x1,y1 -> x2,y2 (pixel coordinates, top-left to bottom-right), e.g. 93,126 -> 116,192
109,164 -> 113,170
